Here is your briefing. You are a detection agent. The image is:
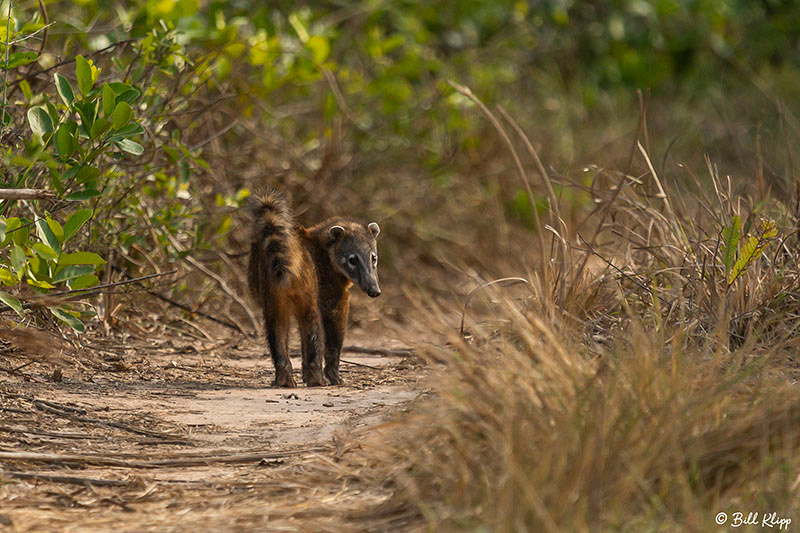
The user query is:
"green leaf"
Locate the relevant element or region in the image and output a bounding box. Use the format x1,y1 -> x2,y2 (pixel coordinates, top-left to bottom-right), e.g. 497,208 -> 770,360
111,101 -> 132,129
90,117 -> 110,139
2,51 -> 38,69
50,307 -> 85,332
115,89 -> 140,105
74,100 -> 97,130
36,218 -> 61,254
53,265 -> 95,283
721,215 -> 741,279
49,168 -> 63,196
107,82 -> 134,94
55,73 -> 75,107
728,220 -> 777,286
27,107 -> 53,139
56,125 -> 74,159
19,79 -> 32,101
102,83 -> 115,116
27,278 -> 55,289
76,55 -> 93,95
65,189 -> 101,201
115,139 -> 144,155
58,251 -> 105,266
64,210 -> 93,242
288,12 -> 309,42
68,274 -> 99,290
9,244 -> 26,273
107,122 -> 144,143
47,218 -> 64,244
3,52 -> 37,70
32,242 -> 59,262
0,267 -> 17,285
5,218 -> 28,247
45,98 -> 59,124
27,254 -> 48,281
0,291 -> 23,317
76,165 -> 100,184
307,35 -> 330,63
0,218 -> 6,243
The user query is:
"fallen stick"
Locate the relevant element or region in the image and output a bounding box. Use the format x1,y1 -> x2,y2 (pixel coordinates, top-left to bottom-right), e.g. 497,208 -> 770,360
340,359 -> 380,370
0,188 -> 55,200
5,471 -> 129,487
33,401 -> 188,441
287,345 -> 414,359
0,447 -> 326,469
342,345 -> 415,357
0,425 -> 103,440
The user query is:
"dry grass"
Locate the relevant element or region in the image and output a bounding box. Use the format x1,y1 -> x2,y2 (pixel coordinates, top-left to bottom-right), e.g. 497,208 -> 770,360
351,137 -> 800,531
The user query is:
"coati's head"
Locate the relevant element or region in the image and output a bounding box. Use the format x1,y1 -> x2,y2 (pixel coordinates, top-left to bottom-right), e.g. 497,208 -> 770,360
327,221 -> 381,297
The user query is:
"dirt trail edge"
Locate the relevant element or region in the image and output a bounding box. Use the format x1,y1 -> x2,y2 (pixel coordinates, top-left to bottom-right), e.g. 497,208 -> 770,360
0,330 -> 425,532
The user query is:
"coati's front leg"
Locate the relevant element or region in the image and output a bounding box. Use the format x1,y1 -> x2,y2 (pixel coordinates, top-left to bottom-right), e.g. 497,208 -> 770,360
322,291 -> 349,386
295,305 -> 326,387
264,306 -> 296,388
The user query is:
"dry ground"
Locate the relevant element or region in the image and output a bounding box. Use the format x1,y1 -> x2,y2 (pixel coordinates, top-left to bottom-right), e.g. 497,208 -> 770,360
0,319 -> 425,532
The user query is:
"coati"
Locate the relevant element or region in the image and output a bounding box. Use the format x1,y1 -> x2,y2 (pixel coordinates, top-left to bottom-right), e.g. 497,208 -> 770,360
247,189 -> 381,387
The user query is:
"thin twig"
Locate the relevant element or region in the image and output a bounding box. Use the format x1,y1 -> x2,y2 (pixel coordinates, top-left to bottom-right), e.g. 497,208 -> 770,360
147,290 -> 247,335
33,400 -> 189,441
2,0 -> 12,130
0,424 -> 103,440
6,471 -> 130,487
8,21 -> 54,45
52,270 -> 177,298
187,119 -> 238,151
0,447 -> 326,468
340,359 -> 380,370
7,38 -> 135,88
182,253 -> 259,334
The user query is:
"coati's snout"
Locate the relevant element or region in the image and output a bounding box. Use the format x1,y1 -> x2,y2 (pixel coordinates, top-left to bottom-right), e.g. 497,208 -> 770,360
329,222 -> 381,297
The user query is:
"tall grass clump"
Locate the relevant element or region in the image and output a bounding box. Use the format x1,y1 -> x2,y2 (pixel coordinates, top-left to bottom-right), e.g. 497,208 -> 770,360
382,147 -> 800,531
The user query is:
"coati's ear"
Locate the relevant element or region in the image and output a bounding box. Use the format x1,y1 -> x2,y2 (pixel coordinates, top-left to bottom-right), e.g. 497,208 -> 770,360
328,225 -> 345,242
368,222 -> 380,238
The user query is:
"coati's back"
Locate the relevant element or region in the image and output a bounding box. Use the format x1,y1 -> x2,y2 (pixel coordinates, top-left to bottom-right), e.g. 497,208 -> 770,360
247,189 -> 303,304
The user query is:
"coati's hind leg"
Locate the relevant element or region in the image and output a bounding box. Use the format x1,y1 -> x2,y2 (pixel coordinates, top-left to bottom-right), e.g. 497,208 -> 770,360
295,305 -> 325,387
322,292 -> 349,386
264,304 -> 296,388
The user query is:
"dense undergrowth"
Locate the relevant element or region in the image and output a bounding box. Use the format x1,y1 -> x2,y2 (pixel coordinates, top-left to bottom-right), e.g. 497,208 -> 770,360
378,149 -> 800,531
1,0 -> 799,530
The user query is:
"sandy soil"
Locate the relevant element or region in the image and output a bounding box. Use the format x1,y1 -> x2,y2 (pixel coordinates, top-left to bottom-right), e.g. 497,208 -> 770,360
0,326 -> 425,532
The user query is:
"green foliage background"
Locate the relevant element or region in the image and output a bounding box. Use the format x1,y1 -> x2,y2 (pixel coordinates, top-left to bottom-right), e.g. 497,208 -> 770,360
1,0 -> 799,329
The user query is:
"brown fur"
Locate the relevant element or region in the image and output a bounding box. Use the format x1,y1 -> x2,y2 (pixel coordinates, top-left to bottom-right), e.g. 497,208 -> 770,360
247,189 -> 381,387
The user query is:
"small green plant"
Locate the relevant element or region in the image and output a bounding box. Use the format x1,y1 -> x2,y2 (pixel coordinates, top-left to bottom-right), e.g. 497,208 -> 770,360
721,216 -> 778,287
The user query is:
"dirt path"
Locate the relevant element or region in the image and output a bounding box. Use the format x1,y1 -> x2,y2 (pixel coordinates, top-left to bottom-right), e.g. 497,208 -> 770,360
0,329 -> 424,532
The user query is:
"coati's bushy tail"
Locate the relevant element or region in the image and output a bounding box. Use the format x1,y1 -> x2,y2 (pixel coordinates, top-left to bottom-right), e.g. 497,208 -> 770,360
248,189 -> 298,300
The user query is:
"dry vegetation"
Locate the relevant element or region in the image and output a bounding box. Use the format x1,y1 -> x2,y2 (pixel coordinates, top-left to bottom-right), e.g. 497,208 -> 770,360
2,1 -> 800,531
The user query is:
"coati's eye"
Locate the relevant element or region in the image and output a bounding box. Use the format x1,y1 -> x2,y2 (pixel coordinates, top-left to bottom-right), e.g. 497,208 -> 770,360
347,254 -> 358,268
371,253 -> 377,266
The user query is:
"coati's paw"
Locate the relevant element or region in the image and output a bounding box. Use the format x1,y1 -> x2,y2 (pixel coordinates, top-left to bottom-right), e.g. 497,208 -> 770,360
324,367 -> 344,386
304,369 -> 326,387
272,371 -> 297,388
